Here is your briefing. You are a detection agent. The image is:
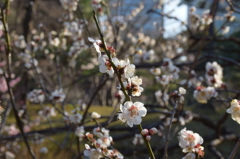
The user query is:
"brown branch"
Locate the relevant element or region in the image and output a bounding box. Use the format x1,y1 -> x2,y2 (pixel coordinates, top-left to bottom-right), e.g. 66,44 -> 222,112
1,2 -> 36,158
228,138 -> 240,159
226,0 -> 240,14
80,75 -> 109,125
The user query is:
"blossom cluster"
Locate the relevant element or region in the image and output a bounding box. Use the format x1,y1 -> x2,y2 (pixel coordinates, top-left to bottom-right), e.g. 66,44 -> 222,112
83,127 -> 123,159
226,99 -> 240,124
193,86 -> 218,104
63,108 -> 83,125
118,101 -> 147,127
205,61 -> 223,87
27,89 -> 45,103
141,127 -> 158,141
178,128 -> 204,159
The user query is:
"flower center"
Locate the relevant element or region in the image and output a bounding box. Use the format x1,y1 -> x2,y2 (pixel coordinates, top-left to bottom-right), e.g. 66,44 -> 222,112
105,60 -> 112,70
128,105 -> 139,117
185,133 -> 195,143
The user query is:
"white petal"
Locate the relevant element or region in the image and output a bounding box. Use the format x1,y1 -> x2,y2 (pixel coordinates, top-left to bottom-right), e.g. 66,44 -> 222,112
99,65 -> 107,73
88,37 -> 94,42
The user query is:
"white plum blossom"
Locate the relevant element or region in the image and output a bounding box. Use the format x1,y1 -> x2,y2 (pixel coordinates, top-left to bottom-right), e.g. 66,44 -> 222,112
50,89 -> 66,102
115,90 -> 125,103
93,127 -> 110,137
27,89 -> 45,103
98,55 -> 114,76
156,75 -> 173,86
155,90 -> 169,106
193,86 -> 218,104
112,58 -> 129,69
179,87 -> 186,95
91,112 -> 101,119
40,147 -> 48,154
182,153 -> 196,159
63,20 -> 86,40
178,128 -> 204,156
180,70 -> 203,87
190,6 -> 196,13
38,107 -> 56,118
226,99 -> 240,124
69,113 -> 82,124
75,126 -> 85,140
96,135 -> 113,148
133,134 -> 144,145
150,67 -> 161,76
124,64 -> 136,78
112,58 -> 135,78
91,0 -> 102,12
133,51 -> 142,64
201,14 -> 213,26
222,26 -> 230,34
205,61 -> 223,87
60,0 -> 79,12
179,111 -> 193,126
225,12 -> 235,21
143,49 -> 155,63
50,37 -> 60,47
177,87 -> 186,104
118,101 -> 147,127
88,37 -> 102,59
161,58 -> 179,79
129,76 -> 144,96
117,76 -> 143,97
105,149 -> 123,159
4,124 -> 19,135
14,35 -> 26,49
112,16 -> 126,30
84,144 -> 103,159
18,52 -> 39,69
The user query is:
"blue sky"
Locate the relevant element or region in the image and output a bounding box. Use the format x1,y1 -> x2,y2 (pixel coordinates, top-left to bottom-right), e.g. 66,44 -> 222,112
163,0 -> 188,37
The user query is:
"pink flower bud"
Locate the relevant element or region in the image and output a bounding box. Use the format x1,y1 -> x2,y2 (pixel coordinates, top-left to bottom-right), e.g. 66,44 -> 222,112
149,127 -> 158,135
146,135 -> 151,141
141,129 -> 149,135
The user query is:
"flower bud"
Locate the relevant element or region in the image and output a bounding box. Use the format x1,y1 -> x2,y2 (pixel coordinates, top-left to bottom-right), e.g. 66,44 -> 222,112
178,87 -> 186,95
146,135 -> 151,141
141,129 -> 149,135
149,127 -> 158,135
86,132 -> 93,139
91,112 -> 101,119
179,96 -> 185,104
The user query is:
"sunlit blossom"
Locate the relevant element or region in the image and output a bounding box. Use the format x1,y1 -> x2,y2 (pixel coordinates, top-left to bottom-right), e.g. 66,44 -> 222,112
118,101 -> 147,127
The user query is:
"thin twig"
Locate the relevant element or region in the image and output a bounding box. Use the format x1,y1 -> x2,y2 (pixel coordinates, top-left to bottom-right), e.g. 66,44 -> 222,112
228,138 -> 240,159
1,2 -> 36,158
164,99 -> 179,159
92,10 -> 156,159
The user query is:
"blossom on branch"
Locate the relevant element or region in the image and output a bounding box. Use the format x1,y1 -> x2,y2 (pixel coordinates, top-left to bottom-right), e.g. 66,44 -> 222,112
50,89 -> 66,103
99,55 -> 114,76
205,61 -> 223,87
84,144 -> 103,159
118,101 -> 147,127
182,153 -> 196,159
193,86 -> 218,104
112,58 -> 135,78
178,128 -> 204,158
75,126 -> 85,140
88,37 -> 102,59
38,107 -> 56,118
60,0 -> 79,12
112,16 -> 127,30
27,89 -> 45,103
226,99 -> 240,124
